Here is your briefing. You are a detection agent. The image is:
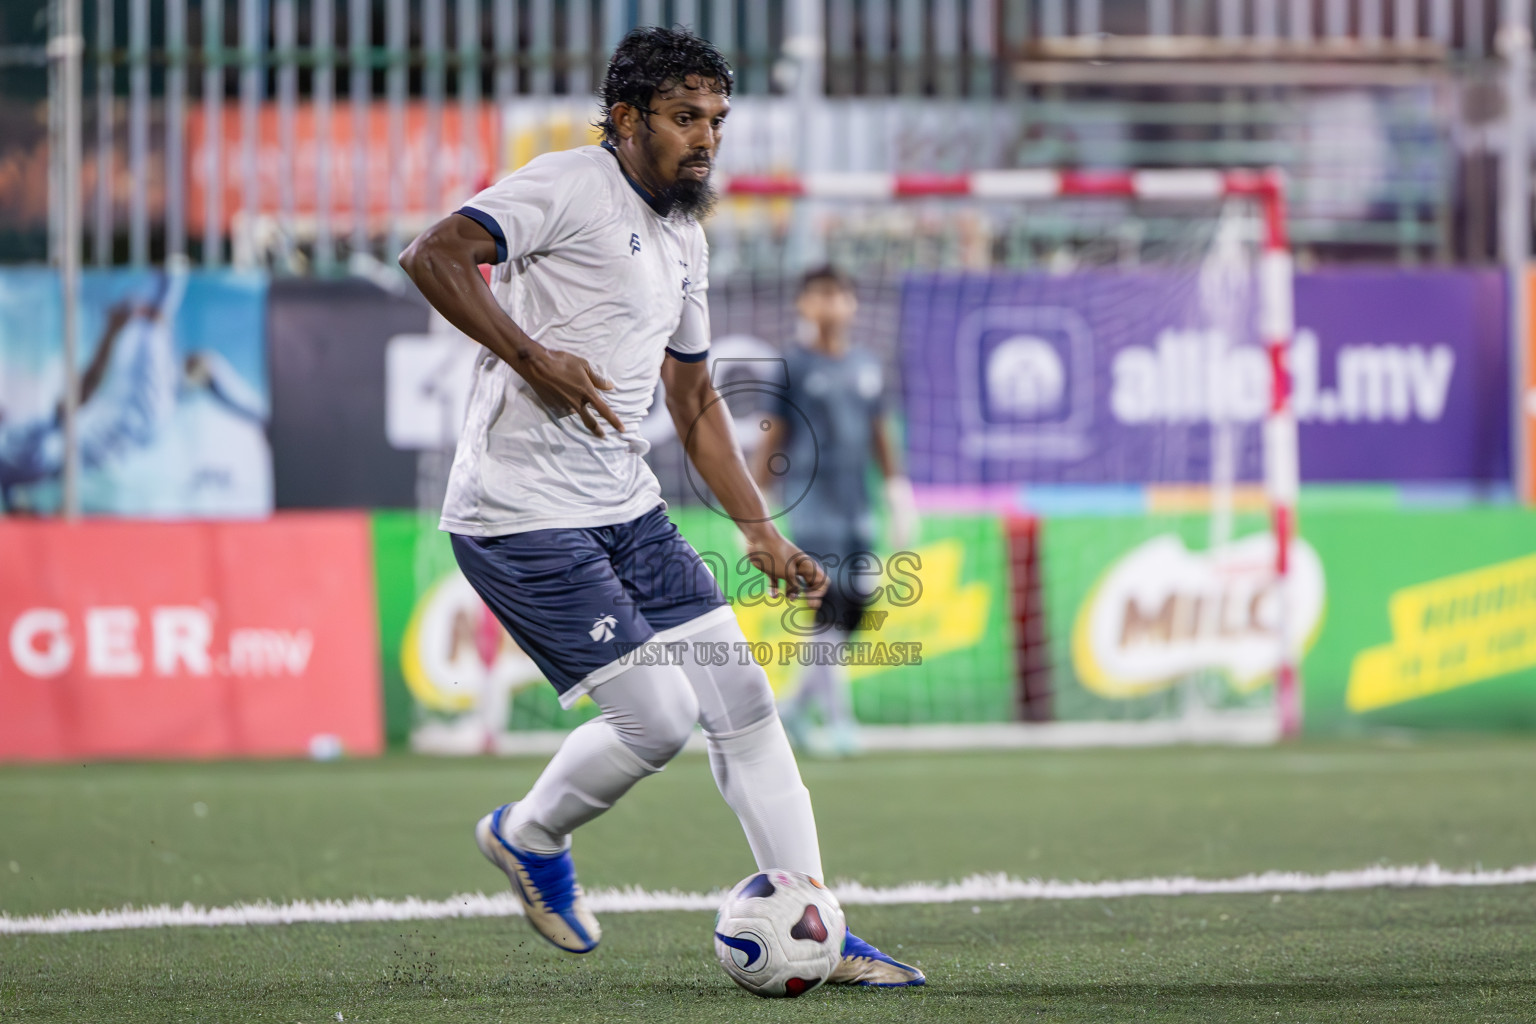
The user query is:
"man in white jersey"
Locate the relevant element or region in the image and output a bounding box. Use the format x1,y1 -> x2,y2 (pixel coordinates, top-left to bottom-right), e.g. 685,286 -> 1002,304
399,27 -> 923,986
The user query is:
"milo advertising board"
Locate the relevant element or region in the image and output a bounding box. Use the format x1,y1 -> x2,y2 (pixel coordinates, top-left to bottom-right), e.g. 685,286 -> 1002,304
371,507 -> 1015,748
1041,506 -> 1536,734
1041,515 -> 1325,723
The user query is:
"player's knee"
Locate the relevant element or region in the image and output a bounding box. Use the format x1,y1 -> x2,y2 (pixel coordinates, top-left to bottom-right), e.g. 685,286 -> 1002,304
623,683 -> 699,768
644,693 -> 699,766
693,659 -> 778,738
728,661 -> 778,731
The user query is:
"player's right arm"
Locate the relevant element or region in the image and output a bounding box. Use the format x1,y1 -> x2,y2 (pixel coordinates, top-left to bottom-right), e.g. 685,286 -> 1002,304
399,212 -> 623,438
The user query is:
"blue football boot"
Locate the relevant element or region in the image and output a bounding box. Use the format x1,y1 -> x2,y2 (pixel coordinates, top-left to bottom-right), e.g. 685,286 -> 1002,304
474,803 -> 600,953
827,931 -> 926,986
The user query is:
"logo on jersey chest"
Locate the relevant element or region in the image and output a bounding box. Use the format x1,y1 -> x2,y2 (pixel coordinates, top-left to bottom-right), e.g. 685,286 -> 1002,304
629,233 -> 641,255
679,259 -> 691,298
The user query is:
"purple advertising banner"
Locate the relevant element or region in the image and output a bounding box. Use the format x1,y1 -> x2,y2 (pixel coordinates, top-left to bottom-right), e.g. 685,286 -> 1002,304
900,269 -> 1509,485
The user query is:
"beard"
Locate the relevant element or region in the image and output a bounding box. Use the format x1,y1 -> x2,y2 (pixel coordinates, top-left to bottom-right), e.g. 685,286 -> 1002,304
661,170 -> 718,221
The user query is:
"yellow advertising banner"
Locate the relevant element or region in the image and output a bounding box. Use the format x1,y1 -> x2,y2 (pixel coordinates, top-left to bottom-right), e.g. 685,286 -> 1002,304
1347,551 -> 1536,711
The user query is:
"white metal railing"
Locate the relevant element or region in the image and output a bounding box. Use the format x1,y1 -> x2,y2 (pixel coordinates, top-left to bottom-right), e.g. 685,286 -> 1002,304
7,0 -> 1522,271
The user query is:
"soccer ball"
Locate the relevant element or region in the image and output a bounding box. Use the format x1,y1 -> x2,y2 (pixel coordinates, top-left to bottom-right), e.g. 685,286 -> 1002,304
713,869 -> 847,998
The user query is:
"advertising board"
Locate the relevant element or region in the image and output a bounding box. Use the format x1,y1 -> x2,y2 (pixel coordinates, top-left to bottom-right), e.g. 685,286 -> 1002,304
0,514 -> 382,761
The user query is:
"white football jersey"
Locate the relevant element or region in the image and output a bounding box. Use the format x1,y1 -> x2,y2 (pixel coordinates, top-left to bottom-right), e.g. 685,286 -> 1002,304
439,144 -> 711,536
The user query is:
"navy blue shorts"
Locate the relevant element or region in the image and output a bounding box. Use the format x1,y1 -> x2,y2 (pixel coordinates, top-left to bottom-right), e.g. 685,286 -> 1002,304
450,506 -> 731,706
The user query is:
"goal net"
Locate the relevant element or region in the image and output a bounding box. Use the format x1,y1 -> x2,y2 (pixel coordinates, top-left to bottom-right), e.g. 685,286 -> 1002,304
404,163 -> 1303,753
669,169 -> 1303,746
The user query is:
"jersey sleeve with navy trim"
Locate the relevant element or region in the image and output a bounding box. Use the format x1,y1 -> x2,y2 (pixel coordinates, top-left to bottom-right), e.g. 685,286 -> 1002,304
665,229 -> 710,363
455,150 -> 601,266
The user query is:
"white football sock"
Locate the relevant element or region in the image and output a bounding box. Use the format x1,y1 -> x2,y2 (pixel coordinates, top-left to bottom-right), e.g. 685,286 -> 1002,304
706,715 -> 825,881
506,661 -> 697,855
676,618 -> 826,882
505,718 -> 654,854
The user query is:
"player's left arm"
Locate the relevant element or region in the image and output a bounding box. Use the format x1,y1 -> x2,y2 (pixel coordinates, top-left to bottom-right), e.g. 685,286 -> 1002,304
662,355 -> 826,605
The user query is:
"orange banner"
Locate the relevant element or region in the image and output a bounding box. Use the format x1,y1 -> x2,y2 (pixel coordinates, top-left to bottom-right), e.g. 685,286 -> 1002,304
186,101 -> 497,235
0,514 -> 381,762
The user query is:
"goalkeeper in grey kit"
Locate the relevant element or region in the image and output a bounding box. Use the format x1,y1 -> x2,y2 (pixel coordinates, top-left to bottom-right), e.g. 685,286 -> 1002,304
753,265 -> 918,756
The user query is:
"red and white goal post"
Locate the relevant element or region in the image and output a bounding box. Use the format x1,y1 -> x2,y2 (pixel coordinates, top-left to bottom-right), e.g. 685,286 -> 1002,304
722,168 -> 1302,739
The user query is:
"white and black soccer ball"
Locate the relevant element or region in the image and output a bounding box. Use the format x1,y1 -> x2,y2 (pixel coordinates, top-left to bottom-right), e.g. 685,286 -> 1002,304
713,869 -> 847,998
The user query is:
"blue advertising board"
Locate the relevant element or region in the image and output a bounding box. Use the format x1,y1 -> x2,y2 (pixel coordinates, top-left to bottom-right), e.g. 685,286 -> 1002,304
900,268 -> 1508,486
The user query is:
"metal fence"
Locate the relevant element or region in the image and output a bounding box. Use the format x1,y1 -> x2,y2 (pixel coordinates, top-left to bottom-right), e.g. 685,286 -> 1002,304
1,0 -> 1527,269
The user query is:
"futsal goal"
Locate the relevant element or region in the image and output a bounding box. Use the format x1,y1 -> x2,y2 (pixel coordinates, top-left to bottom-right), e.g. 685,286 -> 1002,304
692,167 -> 1304,747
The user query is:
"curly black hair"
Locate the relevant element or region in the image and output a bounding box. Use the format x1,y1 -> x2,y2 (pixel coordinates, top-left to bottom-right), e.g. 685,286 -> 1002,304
598,26 -> 734,144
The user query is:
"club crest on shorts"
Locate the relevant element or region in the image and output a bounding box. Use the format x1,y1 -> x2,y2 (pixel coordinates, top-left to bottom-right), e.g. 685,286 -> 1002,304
589,614 -> 617,642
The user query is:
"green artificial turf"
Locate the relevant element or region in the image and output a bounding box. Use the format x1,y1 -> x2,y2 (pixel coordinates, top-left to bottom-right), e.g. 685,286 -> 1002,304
3,738 -> 1536,1022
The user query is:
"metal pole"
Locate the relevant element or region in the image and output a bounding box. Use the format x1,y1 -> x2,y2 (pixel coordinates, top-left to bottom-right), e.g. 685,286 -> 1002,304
605,0 -> 627,53
93,0 -> 112,266
165,0 -> 186,260
238,0 -> 263,269
202,0 -> 224,266
492,0 -> 514,176
458,0 -> 481,205
350,0 -> 370,260
746,0 -> 771,93
1395,0 -> 1417,43
48,0 -> 62,265
51,0 -> 85,518
314,0 -> 335,272
532,0 -> 554,96
1501,0 -> 1533,501
1429,0 -> 1452,45
1467,0 -> 1488,58
934,0 -> 961,96
1218,0 -> 1240,38
1289,0 -> 1313,42
709,0 -> 734,83
424,0 -> 445,234
386,0 -> 406,260
568,0 -> 592,97
898,0 -> 922,94
1257,173 -> 1299,738
1360,0 -> 1382,45
1324,0 -> 1346,40
1079,0 -> 1102,37
1255,0 -> 1278,40
128,0 -> 149,265
278,0 -> 299,268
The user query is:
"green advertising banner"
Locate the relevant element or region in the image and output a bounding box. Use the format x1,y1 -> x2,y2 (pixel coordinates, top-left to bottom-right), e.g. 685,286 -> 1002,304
372,507 -> 1016,748
1301,507 -> 1536,735
666,508 -> 1015,726
373,511 -> 599,750
1038,507 -> 1536,735
1038,514 -> 1294,723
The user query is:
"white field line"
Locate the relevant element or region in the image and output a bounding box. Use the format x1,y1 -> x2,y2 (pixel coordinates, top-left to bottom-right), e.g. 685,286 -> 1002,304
5,863 -> 1536,936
